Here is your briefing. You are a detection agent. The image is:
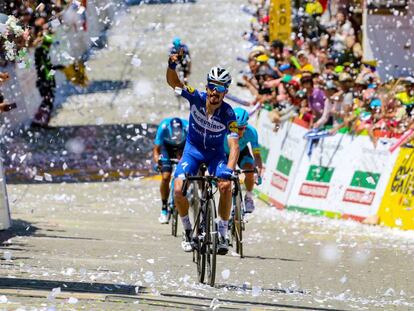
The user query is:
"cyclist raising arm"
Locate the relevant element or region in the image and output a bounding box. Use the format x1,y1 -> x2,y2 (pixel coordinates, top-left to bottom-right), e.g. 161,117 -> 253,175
224,107 -> 263,213
166,51 -> 239,255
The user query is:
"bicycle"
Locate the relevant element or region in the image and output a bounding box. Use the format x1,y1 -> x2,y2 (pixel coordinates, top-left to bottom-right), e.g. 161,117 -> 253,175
158,159 -> 180,236
229,168 -> 256,258
182,166 -> 219,286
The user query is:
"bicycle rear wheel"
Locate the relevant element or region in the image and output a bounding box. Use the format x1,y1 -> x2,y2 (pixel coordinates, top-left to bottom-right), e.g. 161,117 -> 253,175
206,198 -> 217,286
234,193 -> 244,258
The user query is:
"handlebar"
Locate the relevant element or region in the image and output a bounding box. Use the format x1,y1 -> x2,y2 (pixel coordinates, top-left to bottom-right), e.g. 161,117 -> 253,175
158,158 -> 180,165
182,174 -> 220,197
233,168 -> 257,176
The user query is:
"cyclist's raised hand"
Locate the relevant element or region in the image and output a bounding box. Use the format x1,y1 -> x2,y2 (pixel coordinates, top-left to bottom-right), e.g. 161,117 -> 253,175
169,48 -> 184,64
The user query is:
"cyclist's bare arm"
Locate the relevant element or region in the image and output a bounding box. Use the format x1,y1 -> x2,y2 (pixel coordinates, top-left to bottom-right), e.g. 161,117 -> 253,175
166,51 -> 185,89
253,151 -> 264,175
227,137 -> 240,170
153,144 -> 161,163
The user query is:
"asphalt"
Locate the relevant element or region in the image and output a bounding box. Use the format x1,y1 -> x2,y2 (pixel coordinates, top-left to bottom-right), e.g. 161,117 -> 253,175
1,0 -> 414,310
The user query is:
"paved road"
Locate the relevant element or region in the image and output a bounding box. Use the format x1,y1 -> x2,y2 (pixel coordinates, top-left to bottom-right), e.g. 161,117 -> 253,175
1,0 -> 414,310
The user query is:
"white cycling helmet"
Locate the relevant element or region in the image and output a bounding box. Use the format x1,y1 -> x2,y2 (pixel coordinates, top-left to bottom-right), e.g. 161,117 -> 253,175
207,66 -> 232,87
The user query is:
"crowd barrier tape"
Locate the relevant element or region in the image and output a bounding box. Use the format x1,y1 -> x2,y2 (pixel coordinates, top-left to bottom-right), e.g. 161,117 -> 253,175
253,113 -> 414,230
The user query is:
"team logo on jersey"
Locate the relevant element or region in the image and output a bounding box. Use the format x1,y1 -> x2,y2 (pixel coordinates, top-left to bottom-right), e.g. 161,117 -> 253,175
228,121 -> 238,133
185,85 -> 195,94
190,105 -> 226,132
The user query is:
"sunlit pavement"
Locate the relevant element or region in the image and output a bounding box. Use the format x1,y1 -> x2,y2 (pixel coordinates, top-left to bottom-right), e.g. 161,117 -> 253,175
1,1 -> 414,310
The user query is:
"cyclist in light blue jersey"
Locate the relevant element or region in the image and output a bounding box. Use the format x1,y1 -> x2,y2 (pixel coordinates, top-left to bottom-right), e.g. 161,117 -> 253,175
224,107 -> 263,213
153,117 -> 188,224
167,51 -> 240,255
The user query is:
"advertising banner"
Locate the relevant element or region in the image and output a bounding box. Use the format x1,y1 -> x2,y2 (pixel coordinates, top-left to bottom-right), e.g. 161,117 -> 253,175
269,0 -> 292,46
378,147 -> 414,230
265,120 -> 308,208
286,133 -> 398,219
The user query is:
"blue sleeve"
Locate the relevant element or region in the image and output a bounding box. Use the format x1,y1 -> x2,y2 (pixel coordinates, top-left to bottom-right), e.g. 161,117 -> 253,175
180,85 -> 199,103
248,126 -> 260,150
154,120 -> 167,145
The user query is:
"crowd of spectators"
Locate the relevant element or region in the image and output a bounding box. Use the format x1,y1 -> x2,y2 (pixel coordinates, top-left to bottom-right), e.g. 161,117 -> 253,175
240,0 -> 414,147
0,1 -> 87,126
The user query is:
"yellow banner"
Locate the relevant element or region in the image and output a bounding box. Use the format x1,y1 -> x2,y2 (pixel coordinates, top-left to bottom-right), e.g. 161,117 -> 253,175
378,148 -> 414,230
269,0 -> 292,46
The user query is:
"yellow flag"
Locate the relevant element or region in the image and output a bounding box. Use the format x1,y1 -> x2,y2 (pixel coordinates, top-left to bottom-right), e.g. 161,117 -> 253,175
269,0 -> 292,46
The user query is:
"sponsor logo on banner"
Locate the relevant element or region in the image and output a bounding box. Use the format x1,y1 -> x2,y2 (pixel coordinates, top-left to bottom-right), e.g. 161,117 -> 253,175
306,165 -> 335,183
299,183 -> 329,198
271,172 -> 288,191
276,155 -> 293,176
350,171 -> 380,190
343,189 -> 375,205
342,171 -> 380,205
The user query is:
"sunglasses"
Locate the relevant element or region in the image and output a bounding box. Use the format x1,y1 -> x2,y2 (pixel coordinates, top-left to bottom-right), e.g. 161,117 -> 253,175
207,83 -> 227,93
237,126 -> 247,131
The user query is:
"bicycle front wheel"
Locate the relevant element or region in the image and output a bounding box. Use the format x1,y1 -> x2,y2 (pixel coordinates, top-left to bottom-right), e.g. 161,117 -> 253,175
206,198 -> 217,287
234,193 -> 244,258
194,206 -> 205,283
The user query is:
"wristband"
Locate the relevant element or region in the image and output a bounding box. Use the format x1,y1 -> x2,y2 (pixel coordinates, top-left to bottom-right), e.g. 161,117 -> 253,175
168,60 -> 177,70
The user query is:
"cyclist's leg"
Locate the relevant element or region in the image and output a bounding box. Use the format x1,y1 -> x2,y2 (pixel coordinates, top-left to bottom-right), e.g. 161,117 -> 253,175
209,153 -> 232,254
174,144 -> 202,222
239,147 -> 256,213
174,144 -> 202,251
239,147 -> 255,192
160,146 -> 173,207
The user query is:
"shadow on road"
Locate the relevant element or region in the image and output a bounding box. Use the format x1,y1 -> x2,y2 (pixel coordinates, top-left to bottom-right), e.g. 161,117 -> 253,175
0,219 -> 39,245
126,0 -> 196,5
2,123 -> 156,183
54,79 -> 132,109
160,291 -> 349,311
243,255 -> 302,262
0,277 -> 145,296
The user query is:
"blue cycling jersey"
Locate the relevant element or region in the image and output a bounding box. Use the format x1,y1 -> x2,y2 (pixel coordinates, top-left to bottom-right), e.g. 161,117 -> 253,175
178,86 -> 238,151
154,118 -> 189,147
223,124 -> 260,154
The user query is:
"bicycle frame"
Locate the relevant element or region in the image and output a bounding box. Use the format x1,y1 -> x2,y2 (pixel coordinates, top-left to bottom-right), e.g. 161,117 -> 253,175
183,173 -> 219,286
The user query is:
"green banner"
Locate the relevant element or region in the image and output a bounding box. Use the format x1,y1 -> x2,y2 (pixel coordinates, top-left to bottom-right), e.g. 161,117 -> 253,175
306,165 -> 334,183
276,155 -> 293,176
261,147 -> 269,163
350,171 -> 380,190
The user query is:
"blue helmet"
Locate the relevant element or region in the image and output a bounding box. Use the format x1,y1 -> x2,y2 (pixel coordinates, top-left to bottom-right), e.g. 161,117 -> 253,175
168,118 -> 185,144
172,37 -> 181,48
234,107 -> 249,127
